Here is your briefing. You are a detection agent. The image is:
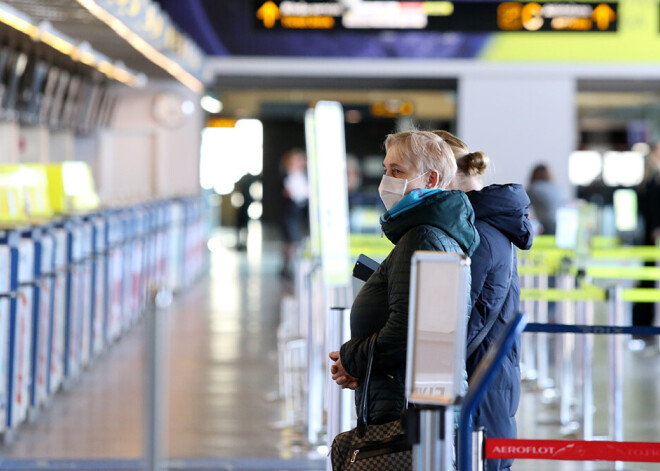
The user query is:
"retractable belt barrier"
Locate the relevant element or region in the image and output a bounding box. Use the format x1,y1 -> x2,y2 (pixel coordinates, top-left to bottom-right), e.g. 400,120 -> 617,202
485,438 -> 660,463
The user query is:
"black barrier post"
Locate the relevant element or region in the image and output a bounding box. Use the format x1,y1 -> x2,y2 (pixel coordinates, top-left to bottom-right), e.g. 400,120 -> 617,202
458,313 -> 528,471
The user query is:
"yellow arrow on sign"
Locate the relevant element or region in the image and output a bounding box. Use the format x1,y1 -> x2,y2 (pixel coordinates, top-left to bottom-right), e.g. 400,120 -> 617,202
257,1 -> 281,29
592,3 -> 616,31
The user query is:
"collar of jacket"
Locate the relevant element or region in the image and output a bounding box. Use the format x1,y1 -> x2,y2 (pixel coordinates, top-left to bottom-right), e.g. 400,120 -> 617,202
380,189 -> 480,256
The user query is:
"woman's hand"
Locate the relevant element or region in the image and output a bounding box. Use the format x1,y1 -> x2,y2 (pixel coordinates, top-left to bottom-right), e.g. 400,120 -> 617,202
329,351 -> 358,390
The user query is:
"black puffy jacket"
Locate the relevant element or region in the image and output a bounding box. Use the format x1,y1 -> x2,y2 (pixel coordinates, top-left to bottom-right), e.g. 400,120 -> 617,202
465,184 -> 533,471
340,190 -> 480,424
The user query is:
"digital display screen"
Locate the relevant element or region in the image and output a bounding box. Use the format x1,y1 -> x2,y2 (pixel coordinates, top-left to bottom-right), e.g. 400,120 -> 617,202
253,1 -> 618,32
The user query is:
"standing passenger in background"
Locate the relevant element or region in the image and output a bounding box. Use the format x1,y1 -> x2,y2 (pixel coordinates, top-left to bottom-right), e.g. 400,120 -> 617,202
526,164 -> 567,234
631,143 -> 660,349
279,149 -> 309,280
435,130 -> 533,471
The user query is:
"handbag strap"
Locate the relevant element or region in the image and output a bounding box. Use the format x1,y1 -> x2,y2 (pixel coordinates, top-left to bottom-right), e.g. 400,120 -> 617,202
466,243 -> 515,359
357,332 -> 378,437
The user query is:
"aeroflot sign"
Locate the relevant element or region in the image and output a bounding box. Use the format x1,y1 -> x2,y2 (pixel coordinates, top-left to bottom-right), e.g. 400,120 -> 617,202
487,439 -> 660,462
254,1 -> 618,32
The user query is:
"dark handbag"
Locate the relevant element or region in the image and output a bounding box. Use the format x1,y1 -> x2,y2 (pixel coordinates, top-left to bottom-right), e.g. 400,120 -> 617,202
330,334 -> 412,470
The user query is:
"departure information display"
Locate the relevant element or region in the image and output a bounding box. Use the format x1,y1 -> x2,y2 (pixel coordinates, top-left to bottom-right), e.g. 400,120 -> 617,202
254,1 -> 618,32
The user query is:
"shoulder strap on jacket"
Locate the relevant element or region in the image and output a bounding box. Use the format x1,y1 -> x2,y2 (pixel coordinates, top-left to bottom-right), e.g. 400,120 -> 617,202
466,243 -> 515,359
357,332 -> 378,437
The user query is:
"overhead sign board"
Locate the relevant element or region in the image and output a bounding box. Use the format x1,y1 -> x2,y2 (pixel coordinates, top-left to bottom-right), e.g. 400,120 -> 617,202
254,1 -> 618,32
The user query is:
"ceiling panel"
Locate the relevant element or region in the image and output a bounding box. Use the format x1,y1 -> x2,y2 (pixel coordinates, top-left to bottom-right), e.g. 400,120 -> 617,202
5,0 -> 169,76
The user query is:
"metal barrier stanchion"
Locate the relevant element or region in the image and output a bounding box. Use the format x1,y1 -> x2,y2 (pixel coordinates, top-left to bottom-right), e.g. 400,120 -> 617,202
415,408 -> 447,471
558,274 -> 577,431
608,285 -> 624,471
144,285 -> 172,471
575,299 -> 594,440
472,427 -> 485,471
520,271 -> 536,382
326,306 -> 352,453
535,272 -> 552,391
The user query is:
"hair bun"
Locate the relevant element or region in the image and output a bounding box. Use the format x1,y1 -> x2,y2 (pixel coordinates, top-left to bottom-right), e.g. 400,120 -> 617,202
463,151 -> 489,176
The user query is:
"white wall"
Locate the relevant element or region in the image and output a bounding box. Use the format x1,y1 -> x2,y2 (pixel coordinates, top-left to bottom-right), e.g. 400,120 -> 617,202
97,79 -> 204,204
19,126 -> 49,163
458,73 -> 576,196
0,123 -> 19,164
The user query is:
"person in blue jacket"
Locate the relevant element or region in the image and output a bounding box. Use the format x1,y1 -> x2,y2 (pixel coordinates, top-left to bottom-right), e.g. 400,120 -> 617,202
435,131 -> 533,471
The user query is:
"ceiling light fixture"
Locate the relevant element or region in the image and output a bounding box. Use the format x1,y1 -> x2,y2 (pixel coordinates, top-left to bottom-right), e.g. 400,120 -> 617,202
76,0 -> 204,94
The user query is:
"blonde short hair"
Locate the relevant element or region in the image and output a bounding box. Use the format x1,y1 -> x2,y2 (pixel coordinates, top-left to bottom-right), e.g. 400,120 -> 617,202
432,130 -> 490,177
384,131 -> 456,188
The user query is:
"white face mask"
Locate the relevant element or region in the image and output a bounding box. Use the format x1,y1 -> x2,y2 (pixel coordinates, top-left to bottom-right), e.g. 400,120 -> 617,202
378,172 -> 428,211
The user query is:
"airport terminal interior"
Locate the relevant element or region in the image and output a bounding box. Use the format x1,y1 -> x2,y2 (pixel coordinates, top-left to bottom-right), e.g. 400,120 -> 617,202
0,0 -> 657,470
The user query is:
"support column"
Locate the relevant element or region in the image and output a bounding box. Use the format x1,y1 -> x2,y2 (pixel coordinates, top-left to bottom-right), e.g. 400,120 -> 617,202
19,126 -> 50,163
0,122 -> 20,163
49,130 -> 75,162
457,73 -> 577,194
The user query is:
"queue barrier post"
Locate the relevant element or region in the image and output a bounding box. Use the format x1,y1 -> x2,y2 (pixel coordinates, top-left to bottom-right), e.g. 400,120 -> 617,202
535,272 -> 552,391
608,286 -> 625,471
143,284 -> 171,471
557,273 -> 577,431
325,307 -> 352,452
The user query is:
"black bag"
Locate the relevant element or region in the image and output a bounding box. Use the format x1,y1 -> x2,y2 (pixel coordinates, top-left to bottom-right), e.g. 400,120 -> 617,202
330,334 -> 412,470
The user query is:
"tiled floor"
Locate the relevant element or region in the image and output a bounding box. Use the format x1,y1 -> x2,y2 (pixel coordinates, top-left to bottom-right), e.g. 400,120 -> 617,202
0,225 -> 659,471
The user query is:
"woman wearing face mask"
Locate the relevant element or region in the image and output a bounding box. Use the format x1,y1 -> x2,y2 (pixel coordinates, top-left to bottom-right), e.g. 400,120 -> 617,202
329,131 -> 480,429
435,130 -> 533,471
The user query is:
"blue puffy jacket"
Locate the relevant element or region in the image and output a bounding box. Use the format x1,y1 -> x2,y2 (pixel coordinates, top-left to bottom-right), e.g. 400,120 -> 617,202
465,184 -> 533,471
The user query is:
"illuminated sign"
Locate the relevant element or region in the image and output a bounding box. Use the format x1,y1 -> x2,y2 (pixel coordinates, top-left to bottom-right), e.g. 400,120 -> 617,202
254,1 -> 618,32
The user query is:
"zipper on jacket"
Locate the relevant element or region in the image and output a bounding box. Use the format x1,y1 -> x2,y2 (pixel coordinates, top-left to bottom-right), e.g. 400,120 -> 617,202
351,450 -> 359,463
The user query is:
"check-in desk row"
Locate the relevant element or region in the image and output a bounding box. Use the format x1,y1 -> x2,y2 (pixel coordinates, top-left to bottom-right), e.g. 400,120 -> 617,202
0,197 -> 206,441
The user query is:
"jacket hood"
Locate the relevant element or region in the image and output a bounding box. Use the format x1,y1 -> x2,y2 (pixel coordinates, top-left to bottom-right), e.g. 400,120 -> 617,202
381,190 -> 480,255
466,184 -> 534,250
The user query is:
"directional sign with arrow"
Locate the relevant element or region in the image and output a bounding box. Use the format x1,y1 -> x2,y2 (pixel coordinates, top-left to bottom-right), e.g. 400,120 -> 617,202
257,1 -> 281,28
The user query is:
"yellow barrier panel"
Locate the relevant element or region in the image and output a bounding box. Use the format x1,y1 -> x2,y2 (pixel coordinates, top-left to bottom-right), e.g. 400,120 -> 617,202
591,236 -> 622,249
20,164 -> 54,220
349,233 -> 393,259
520,285 -> 606,302
591,247 -> 660,262
0,165 -> 27,225
582,266 -> 660,281
622,288 -> 660,303
46,162 -> 99,214
517,265 -> 557,276
530,234 -> 556,249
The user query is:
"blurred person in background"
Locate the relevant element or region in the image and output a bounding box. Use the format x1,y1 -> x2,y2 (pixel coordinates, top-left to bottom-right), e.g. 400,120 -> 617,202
234,173 -> 259,251
329,131 -> 479,454
279,149 -> 309,280
527,164 -> 567,234
631,142 -> 660,350
436,130 -> 533,471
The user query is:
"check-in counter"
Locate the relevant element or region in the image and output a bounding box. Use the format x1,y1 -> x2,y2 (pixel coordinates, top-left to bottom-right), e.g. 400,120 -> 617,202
79,218 -> 94,369
155,203 -> 169,287
168,201 -> 184,292
89,214 -> 107,358
62,218 -> 84,382
106,210 -> 123,343
7,231 -> 35,430
22,224 -> 54,415
49,227 -> 67,394
0,243 -> 12,434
